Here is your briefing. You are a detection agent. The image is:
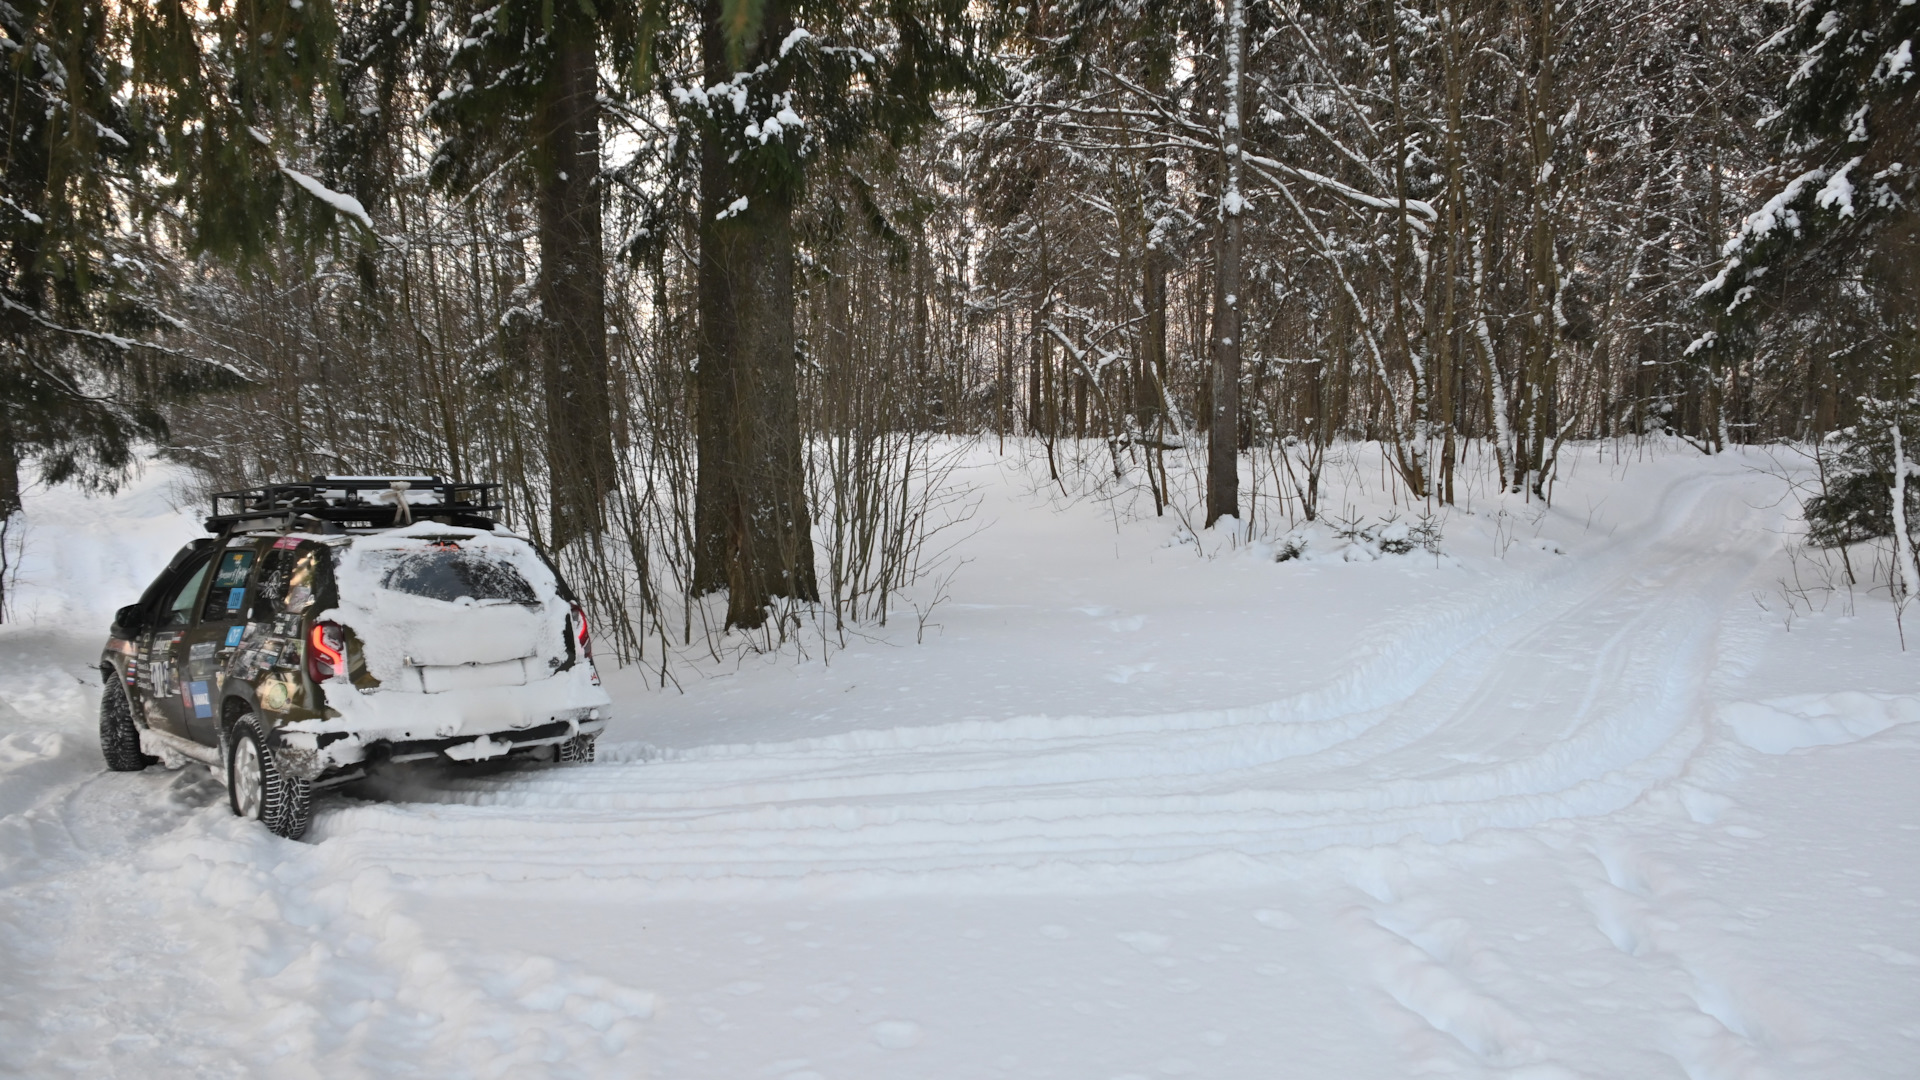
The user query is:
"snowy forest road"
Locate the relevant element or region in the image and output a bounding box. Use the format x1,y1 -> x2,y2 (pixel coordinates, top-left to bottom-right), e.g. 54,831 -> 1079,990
2,448 -> 1917,1078
310,469 -> 1764,885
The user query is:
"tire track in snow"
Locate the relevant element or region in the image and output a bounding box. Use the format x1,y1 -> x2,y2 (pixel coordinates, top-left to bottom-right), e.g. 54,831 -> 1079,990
308,468 -> 1780,892
0,737 -> 657,1078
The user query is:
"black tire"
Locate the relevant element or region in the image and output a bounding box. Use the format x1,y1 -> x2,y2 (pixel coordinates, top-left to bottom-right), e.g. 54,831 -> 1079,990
228,718 -> 313,840
557,732 -> 597,764
99,682 -> 155,772
276,769 -> 314,840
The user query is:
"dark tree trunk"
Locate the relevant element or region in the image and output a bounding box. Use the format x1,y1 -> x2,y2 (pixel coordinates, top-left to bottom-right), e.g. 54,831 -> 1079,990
534,18 -> 615,550
694,0 -> 819,628
1138,163 -> 1168,428
1135,23 -> 1171,430
1027,306 -> 1045,434
1206,0 -> 1246,529
0,424 -> 18,520
0,424 -> 18,624
913,239 -> 933,428
1207,206 -> 1242,527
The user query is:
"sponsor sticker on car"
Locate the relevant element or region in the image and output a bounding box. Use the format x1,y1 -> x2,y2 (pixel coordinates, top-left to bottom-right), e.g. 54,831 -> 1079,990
213,551 -> 255,589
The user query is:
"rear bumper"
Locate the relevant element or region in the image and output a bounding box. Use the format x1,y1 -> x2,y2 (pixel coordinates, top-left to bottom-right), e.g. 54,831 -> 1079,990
384,716 -> 601,763
277,665 -> 612,781
276,713 -> 605,780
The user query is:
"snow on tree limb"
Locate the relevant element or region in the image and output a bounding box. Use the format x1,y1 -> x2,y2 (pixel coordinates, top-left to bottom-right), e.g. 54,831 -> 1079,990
279,165 -> 376,232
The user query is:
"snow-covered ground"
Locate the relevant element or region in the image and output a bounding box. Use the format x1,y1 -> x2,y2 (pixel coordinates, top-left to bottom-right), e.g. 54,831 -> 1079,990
2,443 -> 1916,1079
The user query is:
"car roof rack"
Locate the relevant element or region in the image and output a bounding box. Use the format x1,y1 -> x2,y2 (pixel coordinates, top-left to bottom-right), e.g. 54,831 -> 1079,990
206,476 -> 504,533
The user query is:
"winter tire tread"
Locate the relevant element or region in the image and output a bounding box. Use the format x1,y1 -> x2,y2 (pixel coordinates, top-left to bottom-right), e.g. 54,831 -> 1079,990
229,717 -> 313,840
99,682 -> 155,772
558,732 -> 597,764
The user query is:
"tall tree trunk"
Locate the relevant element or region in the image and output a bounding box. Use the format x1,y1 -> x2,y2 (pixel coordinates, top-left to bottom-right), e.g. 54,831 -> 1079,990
1705,101 -> 1728,453
1135,22 -> 1173,431
1206,0 -> 1246,529
694,0 -> 819,628
1026,304 -> 1045,435
1386,10 -> 1430,500
912,238 -> 933,428
0,424 -> 18,624
1139,174 -> 1168,428
1519,0 -> 1560,496
534,18 -> 615,550
1437,0 -> 1470,505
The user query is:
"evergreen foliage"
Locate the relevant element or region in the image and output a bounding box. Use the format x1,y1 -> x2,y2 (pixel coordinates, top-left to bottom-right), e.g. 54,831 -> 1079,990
1805,397 -> 1920,550
429,0 -> 645,185
1699,1 -> 1919,570
0,0 -> 239,504
130,0 -> 367,265
428,0 -> 651,549
1696,0 -> 1918,351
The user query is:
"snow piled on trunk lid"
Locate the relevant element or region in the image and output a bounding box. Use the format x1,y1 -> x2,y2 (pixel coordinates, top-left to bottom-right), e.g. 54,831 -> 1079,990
328,523 -> 567,683
299,523 -> 610,742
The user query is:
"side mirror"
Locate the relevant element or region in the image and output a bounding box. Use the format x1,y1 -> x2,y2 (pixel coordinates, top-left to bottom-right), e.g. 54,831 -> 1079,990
113,604 -> 148,634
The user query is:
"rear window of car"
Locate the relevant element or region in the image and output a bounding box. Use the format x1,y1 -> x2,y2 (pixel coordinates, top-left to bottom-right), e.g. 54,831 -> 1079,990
380,548 -> 541,607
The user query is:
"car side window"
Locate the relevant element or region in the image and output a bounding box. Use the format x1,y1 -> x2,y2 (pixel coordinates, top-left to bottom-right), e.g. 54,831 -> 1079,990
160,557 -> 215,629
251,548 -> 294,619
282,550 -> 325,612
199,548 -> 259,623
250,543 -> 327,619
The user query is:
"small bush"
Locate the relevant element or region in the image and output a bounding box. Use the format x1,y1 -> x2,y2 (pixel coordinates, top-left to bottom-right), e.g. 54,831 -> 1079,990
1274,533 -> 1309,562
1372,513 -> 1443,556
1805,399 -> 1920,552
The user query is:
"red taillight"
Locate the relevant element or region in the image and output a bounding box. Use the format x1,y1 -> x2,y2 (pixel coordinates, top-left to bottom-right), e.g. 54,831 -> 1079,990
570,603 -> 599,684
570,603 -> 593,659
308,621 -> 346,683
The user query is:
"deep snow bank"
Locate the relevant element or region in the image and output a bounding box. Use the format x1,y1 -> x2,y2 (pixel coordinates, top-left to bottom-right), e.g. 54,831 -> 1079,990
1721,692 -> 1920,754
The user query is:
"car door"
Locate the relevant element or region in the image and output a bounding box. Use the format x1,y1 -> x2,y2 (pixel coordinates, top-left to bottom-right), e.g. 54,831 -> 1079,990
140,551 -> 216,737
179,539 -> 266,746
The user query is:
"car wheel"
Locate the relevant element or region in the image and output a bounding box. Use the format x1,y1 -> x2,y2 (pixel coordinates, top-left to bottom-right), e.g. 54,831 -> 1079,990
228,717 -> 313,840
99,682 -> 156,772
557,732 -> 597,764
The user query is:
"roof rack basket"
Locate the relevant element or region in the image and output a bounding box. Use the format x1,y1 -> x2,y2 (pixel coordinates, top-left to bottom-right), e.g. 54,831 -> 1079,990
207,476 -> 504,533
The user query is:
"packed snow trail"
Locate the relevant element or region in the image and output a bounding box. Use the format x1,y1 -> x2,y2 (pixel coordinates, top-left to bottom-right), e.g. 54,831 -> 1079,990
2,446 -> 1917,1079
311,469 -> 1768,889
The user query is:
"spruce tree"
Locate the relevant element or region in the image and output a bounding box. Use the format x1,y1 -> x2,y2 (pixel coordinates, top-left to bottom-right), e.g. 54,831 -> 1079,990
0,0 -> 243,620
1695,0 -> 1918,373
431,0 -> 647,551
682,0 -> 995,628
1695,1 -> 1919,558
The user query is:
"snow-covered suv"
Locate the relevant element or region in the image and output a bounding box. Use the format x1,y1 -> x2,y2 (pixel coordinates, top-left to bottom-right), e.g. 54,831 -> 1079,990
97,477 -> 610,839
